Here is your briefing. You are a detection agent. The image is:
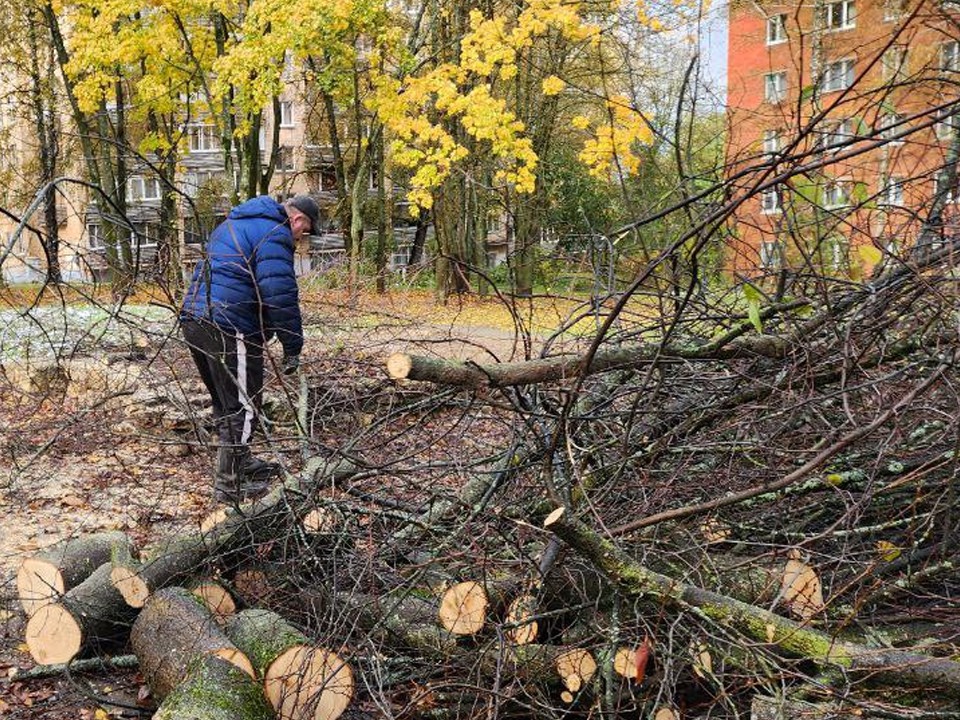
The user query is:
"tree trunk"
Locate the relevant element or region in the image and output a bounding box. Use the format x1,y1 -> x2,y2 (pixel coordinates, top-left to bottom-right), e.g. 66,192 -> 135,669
17,531 -> 134,617
224,608 -> 354,720
151,656 -> 273,720
131,586 -> 254,700
25,563 -> 137,665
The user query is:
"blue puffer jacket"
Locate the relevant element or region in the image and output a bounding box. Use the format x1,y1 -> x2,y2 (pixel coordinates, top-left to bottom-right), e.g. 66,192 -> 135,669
181,196 -> 303,357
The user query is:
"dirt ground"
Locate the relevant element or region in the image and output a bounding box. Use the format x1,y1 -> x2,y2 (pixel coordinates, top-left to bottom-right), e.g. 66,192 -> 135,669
0,290 -> 556,718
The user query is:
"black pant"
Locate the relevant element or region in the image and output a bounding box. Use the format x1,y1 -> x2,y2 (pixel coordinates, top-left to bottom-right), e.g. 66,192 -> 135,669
181,319 -> 264,447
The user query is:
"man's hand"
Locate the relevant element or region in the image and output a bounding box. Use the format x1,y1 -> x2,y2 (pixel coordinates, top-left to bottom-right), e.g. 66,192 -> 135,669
282,354 -> 300,375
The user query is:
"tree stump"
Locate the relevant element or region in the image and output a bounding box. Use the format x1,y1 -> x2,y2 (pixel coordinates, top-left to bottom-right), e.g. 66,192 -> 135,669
24,562 -> 137,665
17,531 -> 133,616
224,608 -> 354,720
130,586 -> 254,700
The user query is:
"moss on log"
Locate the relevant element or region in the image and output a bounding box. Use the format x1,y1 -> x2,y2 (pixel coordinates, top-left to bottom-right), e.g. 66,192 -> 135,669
151,656 -> 273,720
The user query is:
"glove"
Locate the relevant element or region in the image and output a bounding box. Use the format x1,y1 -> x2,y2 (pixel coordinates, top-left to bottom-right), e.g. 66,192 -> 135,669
282,354 -> 300,376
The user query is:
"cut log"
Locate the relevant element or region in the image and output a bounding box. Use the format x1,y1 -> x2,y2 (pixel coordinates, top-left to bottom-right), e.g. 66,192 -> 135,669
24,562 -> 137,665
384,326 -> 796,389
505,593 -> 539,645
438,581 -> 487,635
224,608 -> 354,720
437,578 -> 524,636
17,531 -> 134,616
542,506 -> 960,697
130,586 -> 254,700
152,655 -> 274,720
554,648 -> 597,692
191,581 -> 236,618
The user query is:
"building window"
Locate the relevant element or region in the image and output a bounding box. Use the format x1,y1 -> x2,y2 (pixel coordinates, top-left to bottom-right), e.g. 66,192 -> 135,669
183,170 -> 222,198
822,180 -> 850,209
279,101 -> 294,127
879,112 -> 905,145
759,241 -> 784,270
935,106 -> 960,140
187,123 -> 221,153
818,118 -> 856,151
765,71 -> 788,103
761,186 -> 782,214
820,0 -> 856,30
87,223 -> 104,250
933,175 -> 958,203
133,222 -> 159,248
820,59 -> 855,93
882,46 -> 908,83
277,146 -> 295,171
762,129 -> 781,157
390,244 -> 411,269
766,14 -> 787,44
307,163 -> 338,193
883,0 -> 904,21
941,41 -> 960,73
880,176 -> 904,205
127,176 -> 162,201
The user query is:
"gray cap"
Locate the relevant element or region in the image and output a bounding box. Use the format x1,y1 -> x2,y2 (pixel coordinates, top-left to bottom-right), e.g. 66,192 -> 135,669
287,195 -> 320,235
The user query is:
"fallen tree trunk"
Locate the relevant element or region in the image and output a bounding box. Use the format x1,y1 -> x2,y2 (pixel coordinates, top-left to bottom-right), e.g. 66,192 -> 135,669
17,531 -> 134,616
24,562 -> 137,665
130,586 -> 254,700
542,507 -> 960,697
224,608 -> 354,720
151,655 -> 274,720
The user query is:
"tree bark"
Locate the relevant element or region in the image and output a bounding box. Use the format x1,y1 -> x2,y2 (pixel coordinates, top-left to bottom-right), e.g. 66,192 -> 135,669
151,656 -> 274,720
131,587 -> 254,700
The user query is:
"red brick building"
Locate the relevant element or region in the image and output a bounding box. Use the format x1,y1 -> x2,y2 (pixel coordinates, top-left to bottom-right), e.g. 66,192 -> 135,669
725,0 -> 960,278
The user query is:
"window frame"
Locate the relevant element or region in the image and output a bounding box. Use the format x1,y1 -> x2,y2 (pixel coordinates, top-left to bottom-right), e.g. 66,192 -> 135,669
821,0 -> 856,30
879,112 -> 906,145
187,123 -> 221,153
279,100 -> 294,128
933,175 -> 958,203
766,14 -> 787,44
764,71 -> 788,103
941,41 -> 960,73
880,176 -> 904,206
761,186 -> 783,214
127,176 -> 162,202
822,179 -> 851,209
820,59 -> 855,93
759,240 -> 785,270
819,118 -> 856,151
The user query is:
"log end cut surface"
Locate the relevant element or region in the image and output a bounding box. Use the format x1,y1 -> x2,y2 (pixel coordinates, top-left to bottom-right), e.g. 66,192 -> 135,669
506,594 -> 539,645
438,581 -> 488,635
555,649 -> 597,693
25,603 -> 82,665
265,646 -> 354,720
111,565 -> 150,608
386,353 -> 413,380
17,559 -> 65,617
193,583 -> 237,618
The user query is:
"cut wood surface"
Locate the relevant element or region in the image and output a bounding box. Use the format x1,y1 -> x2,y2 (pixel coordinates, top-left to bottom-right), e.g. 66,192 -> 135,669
130,586 -> 254,700
151,655 -> 274,720
438,581 -> 487,635
505,593 -> 539,645
225,608 -> 354,720
17,531 -> 133,617
191,581 -> 237,618
24,562 -> 137,665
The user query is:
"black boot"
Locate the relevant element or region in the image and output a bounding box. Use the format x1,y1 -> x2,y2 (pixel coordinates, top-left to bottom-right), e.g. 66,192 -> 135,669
213,445 -> 274,503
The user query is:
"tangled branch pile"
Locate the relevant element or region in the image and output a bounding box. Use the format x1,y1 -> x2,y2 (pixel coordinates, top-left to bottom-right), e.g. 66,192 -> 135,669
11,247 -> 960,719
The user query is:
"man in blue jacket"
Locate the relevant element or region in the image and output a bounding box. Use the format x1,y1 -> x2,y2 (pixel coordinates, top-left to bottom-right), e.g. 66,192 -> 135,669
180,194 -> 319,503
